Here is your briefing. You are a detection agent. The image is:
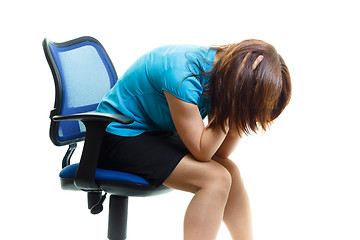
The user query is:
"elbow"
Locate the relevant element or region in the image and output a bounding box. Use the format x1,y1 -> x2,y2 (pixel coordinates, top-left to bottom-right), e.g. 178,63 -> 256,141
196,156 -> 211,162
214,152 -> 230,160
191,151 -> 213,162
214,148 -> 231,160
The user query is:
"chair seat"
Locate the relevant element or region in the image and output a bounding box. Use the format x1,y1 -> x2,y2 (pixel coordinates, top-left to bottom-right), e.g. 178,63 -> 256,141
60,163 -> 150,184
60,163 -> 172,197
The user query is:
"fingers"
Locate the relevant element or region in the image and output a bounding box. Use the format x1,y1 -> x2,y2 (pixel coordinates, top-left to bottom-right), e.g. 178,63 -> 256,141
252,55 -> 264,70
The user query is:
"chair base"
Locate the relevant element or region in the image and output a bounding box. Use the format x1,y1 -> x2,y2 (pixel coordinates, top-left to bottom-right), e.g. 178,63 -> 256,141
108,195 -> 128,240
59,177 -> 172,239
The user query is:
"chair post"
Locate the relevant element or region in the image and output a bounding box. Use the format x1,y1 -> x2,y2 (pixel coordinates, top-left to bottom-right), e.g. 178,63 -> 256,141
108,195 -> 128,240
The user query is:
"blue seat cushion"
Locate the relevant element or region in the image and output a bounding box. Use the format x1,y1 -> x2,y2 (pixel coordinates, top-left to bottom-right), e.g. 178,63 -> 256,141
59,163 -> 150,185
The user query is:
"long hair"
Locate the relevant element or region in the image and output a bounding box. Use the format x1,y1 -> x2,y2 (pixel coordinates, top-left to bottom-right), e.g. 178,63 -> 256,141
207,39 -> 292,136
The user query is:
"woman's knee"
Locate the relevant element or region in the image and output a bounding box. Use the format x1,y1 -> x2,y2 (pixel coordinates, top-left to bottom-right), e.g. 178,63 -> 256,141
225,159 -> 242,183
163,155 -> 232,194
203,163 -> 232,194
212,156 -> 245,190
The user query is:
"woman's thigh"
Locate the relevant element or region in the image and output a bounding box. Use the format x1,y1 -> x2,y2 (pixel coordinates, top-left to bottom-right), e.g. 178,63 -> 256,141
163,154 -> 231,193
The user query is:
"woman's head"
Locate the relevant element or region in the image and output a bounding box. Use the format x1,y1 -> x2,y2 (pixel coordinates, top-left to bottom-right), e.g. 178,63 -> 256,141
208,39 -> 291,136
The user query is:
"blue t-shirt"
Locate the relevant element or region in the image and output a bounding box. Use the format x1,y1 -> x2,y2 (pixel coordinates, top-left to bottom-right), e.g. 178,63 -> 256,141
96,45 -> 217,136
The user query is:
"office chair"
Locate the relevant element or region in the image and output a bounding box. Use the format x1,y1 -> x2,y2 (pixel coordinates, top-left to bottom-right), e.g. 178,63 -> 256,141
43,36 -> 172,240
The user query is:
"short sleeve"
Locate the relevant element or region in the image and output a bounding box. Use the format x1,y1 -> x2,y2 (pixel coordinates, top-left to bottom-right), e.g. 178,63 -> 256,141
162,70 -> 203,105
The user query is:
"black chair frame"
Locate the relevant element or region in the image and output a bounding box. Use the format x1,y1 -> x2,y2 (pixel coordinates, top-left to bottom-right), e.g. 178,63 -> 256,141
43,37 -> 172,240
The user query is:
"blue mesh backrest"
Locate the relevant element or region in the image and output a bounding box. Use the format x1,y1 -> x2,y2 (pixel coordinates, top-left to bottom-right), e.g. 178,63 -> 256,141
49,40 -> 117,142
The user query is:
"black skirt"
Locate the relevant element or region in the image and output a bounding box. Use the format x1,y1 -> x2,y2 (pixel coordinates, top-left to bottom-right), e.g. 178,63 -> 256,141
98,131 -> 190,187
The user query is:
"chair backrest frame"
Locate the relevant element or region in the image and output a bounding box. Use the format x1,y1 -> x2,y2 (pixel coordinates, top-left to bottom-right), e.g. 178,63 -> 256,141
43,36 -> 118,146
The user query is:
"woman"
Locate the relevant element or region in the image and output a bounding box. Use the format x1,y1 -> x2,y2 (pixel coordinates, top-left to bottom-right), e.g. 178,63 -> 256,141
97,39 -> 291,240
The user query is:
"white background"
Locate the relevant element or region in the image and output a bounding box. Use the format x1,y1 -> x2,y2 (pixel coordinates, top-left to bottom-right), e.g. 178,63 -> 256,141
1,0 -> 359,239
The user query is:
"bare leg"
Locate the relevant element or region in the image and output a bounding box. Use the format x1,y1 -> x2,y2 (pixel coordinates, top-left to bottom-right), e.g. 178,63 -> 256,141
163,154 -> 232,240
213,155 -> 253,240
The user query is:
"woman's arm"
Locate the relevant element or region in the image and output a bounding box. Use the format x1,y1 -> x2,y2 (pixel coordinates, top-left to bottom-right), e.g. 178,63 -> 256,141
214,133 -> 241,159
164,91 -> 228,162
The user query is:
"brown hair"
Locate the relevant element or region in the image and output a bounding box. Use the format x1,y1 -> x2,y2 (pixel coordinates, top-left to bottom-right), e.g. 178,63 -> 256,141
207,39 -> 292,136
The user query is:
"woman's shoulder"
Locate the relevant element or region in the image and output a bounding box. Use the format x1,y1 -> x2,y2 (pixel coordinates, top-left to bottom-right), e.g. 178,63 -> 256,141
150,44 -> 208,57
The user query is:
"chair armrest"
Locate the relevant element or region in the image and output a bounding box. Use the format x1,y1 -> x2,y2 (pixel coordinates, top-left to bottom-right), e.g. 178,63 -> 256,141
52,112 -> 134,125
53,112 -> 134,191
